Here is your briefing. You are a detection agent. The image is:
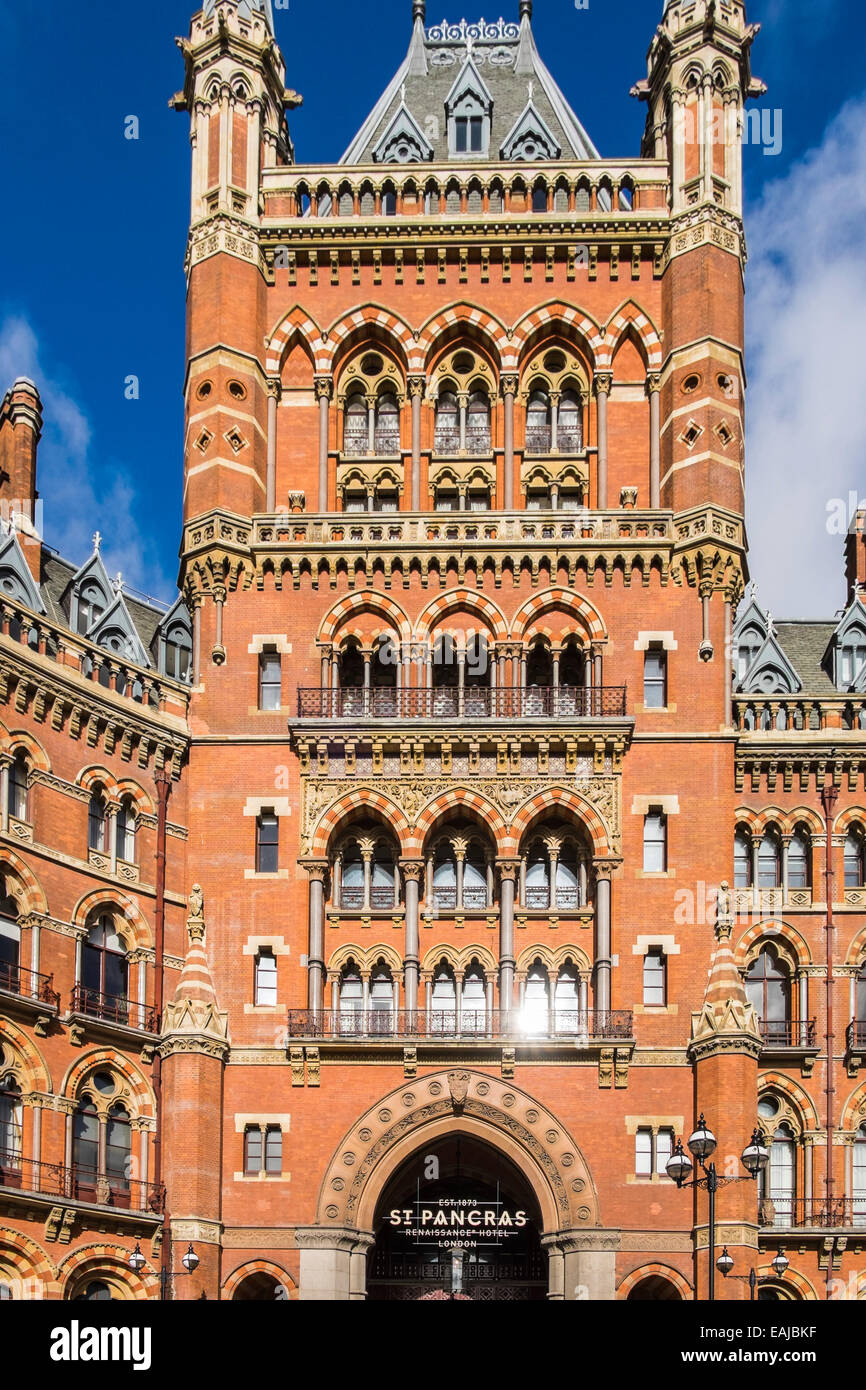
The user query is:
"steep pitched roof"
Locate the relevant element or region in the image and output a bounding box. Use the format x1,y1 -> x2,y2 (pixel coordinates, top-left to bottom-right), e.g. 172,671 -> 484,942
341,12 -> 598,165
89,590 -> 153,669
373,101 -> 435,163
0,528 -> 45,613
500,97 -> 561,160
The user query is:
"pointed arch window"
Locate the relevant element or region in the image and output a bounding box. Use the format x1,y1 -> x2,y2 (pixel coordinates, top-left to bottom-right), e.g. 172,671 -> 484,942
734,829 -> 752,888
431,962 -> 457,1036
77,581 -> 106,636
845,829 -> 866,889
7,753 -> 28,823
839,624 -> 866,687
369,960 -> 394,1035
787,830 -> 811,891
757,830 -> 782,889
0,894 -> 20,994
0,1076 -> 22,1168
344,391 -> 369,455
558,389 -> 583,454
553,964 -> 581,1035
117,798 -> 136,864
745,947 -> 791,1044
338,962 -> 364,1035
88,788 -> 108,854
105,1104 -> 131,1196
164,622 -> 192,682
526,389 -> 551,454
435,390 -> 460,454
72,1100 -> 99,1182
523,961 -> 550,1036
374,392 -> 400,454
81,915 -> 129,1020
254,949 -> 278,1007
759,1124 -> 796,1227
462,960 -> 487,1035
854,1126 -> 866,1229
466,391 -> 491,452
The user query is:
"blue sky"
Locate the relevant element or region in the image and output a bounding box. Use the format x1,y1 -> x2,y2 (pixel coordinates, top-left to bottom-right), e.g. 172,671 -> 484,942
0,0 -> 864,614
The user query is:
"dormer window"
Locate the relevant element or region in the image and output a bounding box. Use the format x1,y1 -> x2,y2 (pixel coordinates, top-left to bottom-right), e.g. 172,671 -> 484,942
77,582 -> 106,636
840,624 -> 866,687
446,58 -> 492,160
455,116 -> 483,154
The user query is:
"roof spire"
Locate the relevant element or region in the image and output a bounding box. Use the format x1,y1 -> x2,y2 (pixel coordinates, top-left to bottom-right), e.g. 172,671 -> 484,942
520,0 -> 533,19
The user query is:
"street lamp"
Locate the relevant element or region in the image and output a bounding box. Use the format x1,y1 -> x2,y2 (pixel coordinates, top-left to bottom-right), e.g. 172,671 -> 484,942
667,1115 -> 769,1302
129,1243 -> 199,1300
718,1246 -> 790,1300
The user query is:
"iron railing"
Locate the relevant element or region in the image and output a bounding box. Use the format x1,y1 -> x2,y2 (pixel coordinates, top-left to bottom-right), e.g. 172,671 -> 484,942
286,1009 -> 633,1041
0,962 -> 60,1009
525,427 -> 583,456
760,1197 -> 866,1230
847,1021 -> 866,1050
297,686 -> 627,720
69,985 -> 158,1034
0,1150 -> 165,1214
339,886 -> 400,911
758,1019 -> 817,1048
524,887 -> 582,911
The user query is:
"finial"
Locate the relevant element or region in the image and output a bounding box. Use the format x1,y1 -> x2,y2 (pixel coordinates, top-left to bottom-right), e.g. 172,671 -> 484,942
92,530 -> 102,552
412,0 -> 426,21
113,571 -> 123,593
520,0 -> 533,18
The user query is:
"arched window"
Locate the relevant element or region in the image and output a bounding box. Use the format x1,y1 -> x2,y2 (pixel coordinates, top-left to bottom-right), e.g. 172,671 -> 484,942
105,1104 -> 131,1197
7,752 -> 28,823
77,581 -> 106,636
854,1126 -> 866,1229
73,1281 -> 114,1302
463,841 -> 488,909
369,960 -> 394,1035
164,622 -> 192,682
522,829 -> 587,910
340,843 -> 364,911
0,1076 -> 22,1167
88,788 -> 108,854
431,632 -> 459,716
435,391 -> 460,454
0,894 -> 20,993
374,392 -> 400,454
338,961 -> 364,1035
335,830 -> 399,911
117,798 -> 136,864
430,962 -> 457,1035
462,960 -> 487,1035
344,391 -> 368,455
523,961 -> 550,1035
734,829 -> 752,888
0,1283 -> 12,1300
81,916 -> 128,1019
757,830 -> 782,889
338,639 -> 365,715
526,389 -> 551,453
760,1124 -> 796,1227
558,389 -> 583,453
839,625 -> 866,687
746,947 -> 791,1042
553,963 -> 580,1035
787,830 -> 811,890
845,830 -> 866,889
531,183 -> 548,213
430,827 -> 492,911
432,840 -> 458,910
72,1099 -> 99,1181
466,391 -> 491,452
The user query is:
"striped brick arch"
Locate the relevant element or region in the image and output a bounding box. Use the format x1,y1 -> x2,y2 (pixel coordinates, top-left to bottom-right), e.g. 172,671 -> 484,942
71,889 -> 153,952
409,788 -> 509,855
511,302 -> 604,371
223,1260 -> 297,1301
265,305 -> 324,376
320,305 -> 416,376
417,304 -> 511,374
0,1228 -> 55,1290
0,1017 -> 52,1093
506,788 -> 613,859
327,943 -> 404,978
56,1245 -> 157,1301
4,730 -> 51,773
62,1050 -> 155,1116
318,592 -> 411,645
735,919 -> 812,968
758,1071 -> 820,1130
416,589 -> 508,641
310,788 -> 413,858
616,1263 -> 692,1300
420,942 -> 498,975
835,805 -> 866,836
516,942 -> 591,975
0,848 -> 48,915
840,1081 -> 866,1132
597,301 -> 663,372
511,588 -> 607,642
845,925 -> 866,966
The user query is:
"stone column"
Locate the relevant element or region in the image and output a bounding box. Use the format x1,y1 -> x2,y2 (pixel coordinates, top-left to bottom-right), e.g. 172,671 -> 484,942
502,375 -> 517,509
191,595 -> 203,685
457,392 -> 468,453
647,373 -> 661,508
266,378 -> 281,512
724,594 -> 734,729
498,860 -> 519,1019
212,584 -> 226,664
408,376 -> 424,511
401,862 -> 423,1018
305,863 -> 328,1012
0,755 -> 10,834
594,869 -> 612,1015
315,377 -> 333,512
359,837 -> 375,912
594,374 -> 612,509
452,836 -> 468,910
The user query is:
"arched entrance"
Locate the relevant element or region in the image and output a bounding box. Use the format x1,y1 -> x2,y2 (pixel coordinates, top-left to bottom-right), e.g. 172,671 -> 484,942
627,1275 -> 683,1301
367,1134 -> 547,1301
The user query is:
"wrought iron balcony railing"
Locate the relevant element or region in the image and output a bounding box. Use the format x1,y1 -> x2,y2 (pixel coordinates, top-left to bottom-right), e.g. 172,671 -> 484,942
339,886 -> 400,912
524,887 -> 582,911
0,1150 -> 165,1215
286,1008 -> 633,1041
758,1019 -> 818,1048
759,1197 -> 866,1230
297,685 -> 627,720
69,985 -> 158,1034
0,961 -> 60,1009
847,1021 -> 866,1050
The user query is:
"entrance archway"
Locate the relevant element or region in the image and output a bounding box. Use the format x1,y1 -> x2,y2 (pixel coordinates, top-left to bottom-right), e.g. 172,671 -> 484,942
368,1134 -> 546,1301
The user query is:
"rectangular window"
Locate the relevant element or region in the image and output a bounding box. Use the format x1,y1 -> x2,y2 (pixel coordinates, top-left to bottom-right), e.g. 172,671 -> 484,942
643,949 -> 667,1007
643,810 -> 667,873
455,118 -> 468,153
265,1127 -> 283,1175
656,1129 -> 674,1177
643,647 -> 667,708
255,950 -> 278,1006
469,116 -> 483,153
635,1129 -> 653,1178
256,813 -> 279,874
244,1127 -> 262,1175
258,650 -> 282,711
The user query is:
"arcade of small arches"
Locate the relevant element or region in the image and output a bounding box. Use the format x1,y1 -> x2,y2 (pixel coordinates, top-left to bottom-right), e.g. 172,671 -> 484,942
259,301 -> 665,514
734,812 -> 866,899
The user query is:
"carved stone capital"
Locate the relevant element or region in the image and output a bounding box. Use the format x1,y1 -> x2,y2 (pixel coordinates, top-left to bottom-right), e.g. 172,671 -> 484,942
593,373 -> 613,398
266,377 -> 282,402
314,376 -> 334,401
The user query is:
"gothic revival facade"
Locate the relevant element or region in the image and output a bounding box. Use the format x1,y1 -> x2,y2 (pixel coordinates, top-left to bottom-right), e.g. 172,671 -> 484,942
1,0 -> 865,1302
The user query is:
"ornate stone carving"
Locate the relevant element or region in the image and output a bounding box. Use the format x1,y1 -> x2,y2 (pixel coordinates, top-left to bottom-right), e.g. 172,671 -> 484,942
447,1070 -> 470,1113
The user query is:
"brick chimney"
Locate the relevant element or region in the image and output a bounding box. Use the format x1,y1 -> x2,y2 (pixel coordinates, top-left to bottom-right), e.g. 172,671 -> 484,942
0,378 -> 42,580
845,508 -> 866,604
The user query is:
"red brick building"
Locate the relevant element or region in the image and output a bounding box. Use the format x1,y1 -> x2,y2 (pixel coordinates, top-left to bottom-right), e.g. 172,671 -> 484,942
1,0 -> 865,1302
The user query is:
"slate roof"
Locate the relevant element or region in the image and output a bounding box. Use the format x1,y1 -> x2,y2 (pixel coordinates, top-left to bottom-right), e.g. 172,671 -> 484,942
39,549 -> 171,667
342,11 -> 598,165
774,622 -> 839,695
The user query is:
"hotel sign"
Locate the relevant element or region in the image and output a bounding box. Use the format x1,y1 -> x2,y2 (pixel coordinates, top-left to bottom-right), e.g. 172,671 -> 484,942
388,1198 -> 529,1249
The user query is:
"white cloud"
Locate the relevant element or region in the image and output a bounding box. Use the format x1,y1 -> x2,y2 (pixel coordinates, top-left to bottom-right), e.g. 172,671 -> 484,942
0,317 -> 173,600
745,95 -> 866,619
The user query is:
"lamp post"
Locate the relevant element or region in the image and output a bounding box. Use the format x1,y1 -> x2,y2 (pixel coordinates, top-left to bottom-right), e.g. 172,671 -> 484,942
717,1246 -> 790,1300
130,1242 -> 199,1300
666,1115 -> 769,1301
